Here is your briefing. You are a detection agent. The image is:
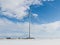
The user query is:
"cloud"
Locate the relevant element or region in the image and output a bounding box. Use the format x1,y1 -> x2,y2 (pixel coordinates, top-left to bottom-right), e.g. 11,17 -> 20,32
0,0 -> 43,19
30,21 -> 60,38
0,18 -> 60,38
0,18 -> 29,38
32,14 -> 38,18
0,0 -> 55,38
0,0 -> 53,19
32,21 -> 60,33
0,18 -> 29,32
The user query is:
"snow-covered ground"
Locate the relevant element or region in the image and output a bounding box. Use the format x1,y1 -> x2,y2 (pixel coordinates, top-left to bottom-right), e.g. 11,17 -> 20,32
0,39 -> 60,45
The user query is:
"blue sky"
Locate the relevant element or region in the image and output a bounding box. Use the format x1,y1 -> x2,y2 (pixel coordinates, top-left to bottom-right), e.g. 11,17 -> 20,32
0,0 -> 60,24
0,0 -> 60,38
30,0 -> 60,24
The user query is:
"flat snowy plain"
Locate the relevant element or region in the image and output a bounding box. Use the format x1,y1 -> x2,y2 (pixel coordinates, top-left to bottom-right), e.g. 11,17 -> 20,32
0,39 -> 60,45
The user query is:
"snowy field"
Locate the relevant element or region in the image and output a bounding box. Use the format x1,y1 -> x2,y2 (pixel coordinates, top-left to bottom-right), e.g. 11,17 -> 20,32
0,39 -> 60,45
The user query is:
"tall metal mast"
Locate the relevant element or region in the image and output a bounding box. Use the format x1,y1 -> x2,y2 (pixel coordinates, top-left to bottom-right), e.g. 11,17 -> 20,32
28,8 -> 34,39
28,9 -> 31,39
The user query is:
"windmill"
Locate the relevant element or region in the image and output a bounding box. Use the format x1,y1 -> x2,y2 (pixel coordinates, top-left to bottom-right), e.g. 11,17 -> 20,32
26,9 -> 34,39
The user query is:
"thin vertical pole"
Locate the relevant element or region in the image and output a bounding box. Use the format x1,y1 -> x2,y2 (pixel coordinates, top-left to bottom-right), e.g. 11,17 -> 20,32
28,10 -> 34,39
29,10 -> 31,39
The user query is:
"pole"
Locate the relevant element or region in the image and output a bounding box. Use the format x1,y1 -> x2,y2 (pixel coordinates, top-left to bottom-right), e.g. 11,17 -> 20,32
29,10 -> 31,39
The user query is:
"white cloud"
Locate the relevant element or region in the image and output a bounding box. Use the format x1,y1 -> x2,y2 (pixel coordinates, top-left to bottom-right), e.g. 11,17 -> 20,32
0,0 -> 53,19
0,0 -> 42,19
39,21 -> 60,32
0,18 -> 29,38
0,18 -> 60,38
0,0 -> 55,38
0,18 -> 29,32
30,21 -> 60,38
33,14 -> 38,18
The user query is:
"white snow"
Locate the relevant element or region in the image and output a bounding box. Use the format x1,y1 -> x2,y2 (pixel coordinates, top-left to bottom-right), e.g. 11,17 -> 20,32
0,39 -> 60,45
